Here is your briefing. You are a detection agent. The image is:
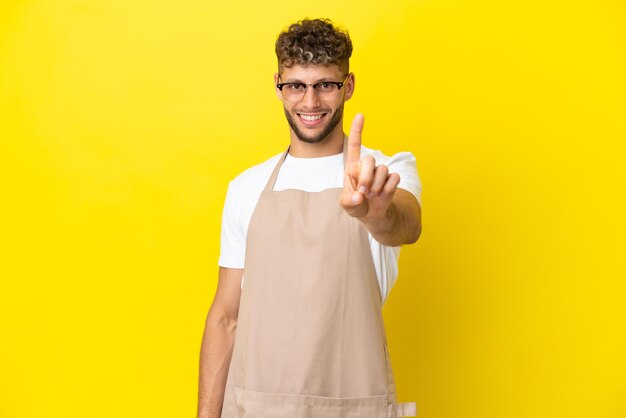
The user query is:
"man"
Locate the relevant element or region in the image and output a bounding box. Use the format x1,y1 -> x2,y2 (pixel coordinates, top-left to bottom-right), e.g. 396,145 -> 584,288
198,18 -> 422,418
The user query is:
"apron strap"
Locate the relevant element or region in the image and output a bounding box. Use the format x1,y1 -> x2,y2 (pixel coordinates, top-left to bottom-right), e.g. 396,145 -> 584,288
263,144 -> 290,192
263,135 -> 350,192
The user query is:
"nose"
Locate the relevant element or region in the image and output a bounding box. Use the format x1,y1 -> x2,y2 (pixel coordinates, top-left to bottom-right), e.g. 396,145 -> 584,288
300,85 -> 321,108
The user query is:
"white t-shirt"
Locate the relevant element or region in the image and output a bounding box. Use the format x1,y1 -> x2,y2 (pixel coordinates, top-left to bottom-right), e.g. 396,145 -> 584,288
218,144 -> 422,305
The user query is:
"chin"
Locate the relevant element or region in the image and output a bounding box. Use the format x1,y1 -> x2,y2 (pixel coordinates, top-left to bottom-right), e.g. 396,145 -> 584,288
285,107 -> 343,145
296,133 -> 327,144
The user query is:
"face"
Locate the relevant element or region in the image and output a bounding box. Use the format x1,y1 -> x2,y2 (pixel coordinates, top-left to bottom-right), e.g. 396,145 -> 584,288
274,64 -> 354,144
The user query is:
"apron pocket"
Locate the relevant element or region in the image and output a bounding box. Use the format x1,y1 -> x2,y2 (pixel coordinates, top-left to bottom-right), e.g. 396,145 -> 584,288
233,386 -> 391,418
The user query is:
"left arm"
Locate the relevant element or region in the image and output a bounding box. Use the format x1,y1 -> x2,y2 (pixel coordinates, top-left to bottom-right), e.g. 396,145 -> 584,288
359,188 -> 421,247
340,114 -> 422,246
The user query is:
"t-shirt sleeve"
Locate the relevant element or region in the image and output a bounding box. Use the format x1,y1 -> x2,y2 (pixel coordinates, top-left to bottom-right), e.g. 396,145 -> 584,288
385,151 -> 422,206
218,181 -> 246,268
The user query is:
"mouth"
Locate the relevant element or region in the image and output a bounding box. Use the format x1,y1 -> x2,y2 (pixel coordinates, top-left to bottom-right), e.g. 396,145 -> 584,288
296,112 -> 328,127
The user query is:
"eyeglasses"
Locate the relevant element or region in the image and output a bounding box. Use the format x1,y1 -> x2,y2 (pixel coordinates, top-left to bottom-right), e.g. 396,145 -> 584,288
276,74 -> 350,102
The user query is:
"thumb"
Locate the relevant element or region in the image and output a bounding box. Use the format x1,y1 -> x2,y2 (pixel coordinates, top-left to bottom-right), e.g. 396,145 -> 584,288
341,174 -> 368,216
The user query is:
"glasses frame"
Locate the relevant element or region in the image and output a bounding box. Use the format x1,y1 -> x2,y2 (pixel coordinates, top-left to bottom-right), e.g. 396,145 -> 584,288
276,73 -> 350,101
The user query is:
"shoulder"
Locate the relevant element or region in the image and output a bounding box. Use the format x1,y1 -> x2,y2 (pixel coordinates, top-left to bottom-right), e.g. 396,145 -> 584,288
361,145 -> 417,167
227,151 -> 283,195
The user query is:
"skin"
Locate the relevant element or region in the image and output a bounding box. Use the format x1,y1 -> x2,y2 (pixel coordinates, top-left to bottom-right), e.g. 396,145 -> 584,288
274,63 -> 422,246
197,267 -> 242,418
341,113 -> 422,246
273,63 -> 353,158
197,62 -> 421,418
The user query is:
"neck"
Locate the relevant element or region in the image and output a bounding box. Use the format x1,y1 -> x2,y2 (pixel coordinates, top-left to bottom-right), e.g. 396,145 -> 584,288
287,123 -> 346,158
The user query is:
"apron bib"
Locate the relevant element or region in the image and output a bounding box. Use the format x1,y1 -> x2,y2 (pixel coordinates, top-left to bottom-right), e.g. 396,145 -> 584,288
220,138 -> 416,418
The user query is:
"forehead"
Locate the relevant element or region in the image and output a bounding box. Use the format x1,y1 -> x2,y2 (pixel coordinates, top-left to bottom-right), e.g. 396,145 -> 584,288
280,64 -> 343,81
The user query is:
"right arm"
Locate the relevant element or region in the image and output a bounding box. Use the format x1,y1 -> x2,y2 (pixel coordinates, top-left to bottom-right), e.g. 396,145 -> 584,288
197,267 -> 244,418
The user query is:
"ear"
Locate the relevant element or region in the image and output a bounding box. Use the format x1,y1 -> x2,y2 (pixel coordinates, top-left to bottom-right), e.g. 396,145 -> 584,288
274,73 -> 282,100
344,73 -> 355,101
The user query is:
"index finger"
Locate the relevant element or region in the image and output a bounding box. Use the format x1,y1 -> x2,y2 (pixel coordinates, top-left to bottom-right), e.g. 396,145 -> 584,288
347,113 -> 364,176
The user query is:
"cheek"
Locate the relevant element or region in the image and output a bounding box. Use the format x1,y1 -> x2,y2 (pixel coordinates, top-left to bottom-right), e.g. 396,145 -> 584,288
330,102 -> 344,115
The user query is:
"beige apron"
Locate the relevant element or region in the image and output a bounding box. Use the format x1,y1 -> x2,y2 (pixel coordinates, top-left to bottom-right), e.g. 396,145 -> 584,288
220,138 -> 417,418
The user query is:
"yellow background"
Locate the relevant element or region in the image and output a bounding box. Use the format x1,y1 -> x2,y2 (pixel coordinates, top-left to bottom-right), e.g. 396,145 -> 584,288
1,0 -> 625,417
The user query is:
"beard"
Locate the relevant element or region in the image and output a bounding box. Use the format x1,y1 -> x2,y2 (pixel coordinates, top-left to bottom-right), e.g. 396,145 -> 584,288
284,104 -> 344,144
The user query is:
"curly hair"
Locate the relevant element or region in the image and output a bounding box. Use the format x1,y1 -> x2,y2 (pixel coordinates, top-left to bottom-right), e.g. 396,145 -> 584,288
275,18 -> 353,73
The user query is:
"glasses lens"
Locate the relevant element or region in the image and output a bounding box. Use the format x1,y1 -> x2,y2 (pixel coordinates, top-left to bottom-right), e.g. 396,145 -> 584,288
316,83 -> 336,94
282,84 -> 305,101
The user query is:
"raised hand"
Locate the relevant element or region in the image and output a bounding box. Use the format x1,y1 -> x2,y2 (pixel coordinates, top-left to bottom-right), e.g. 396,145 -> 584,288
340,113 -> 401,221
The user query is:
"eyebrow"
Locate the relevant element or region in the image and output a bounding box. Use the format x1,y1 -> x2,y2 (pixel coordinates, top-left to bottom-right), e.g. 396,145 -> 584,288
281,77 -> 339,83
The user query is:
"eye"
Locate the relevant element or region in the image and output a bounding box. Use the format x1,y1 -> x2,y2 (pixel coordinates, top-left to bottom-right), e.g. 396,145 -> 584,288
287,83 -> 305,91
317,82 -> 334,91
